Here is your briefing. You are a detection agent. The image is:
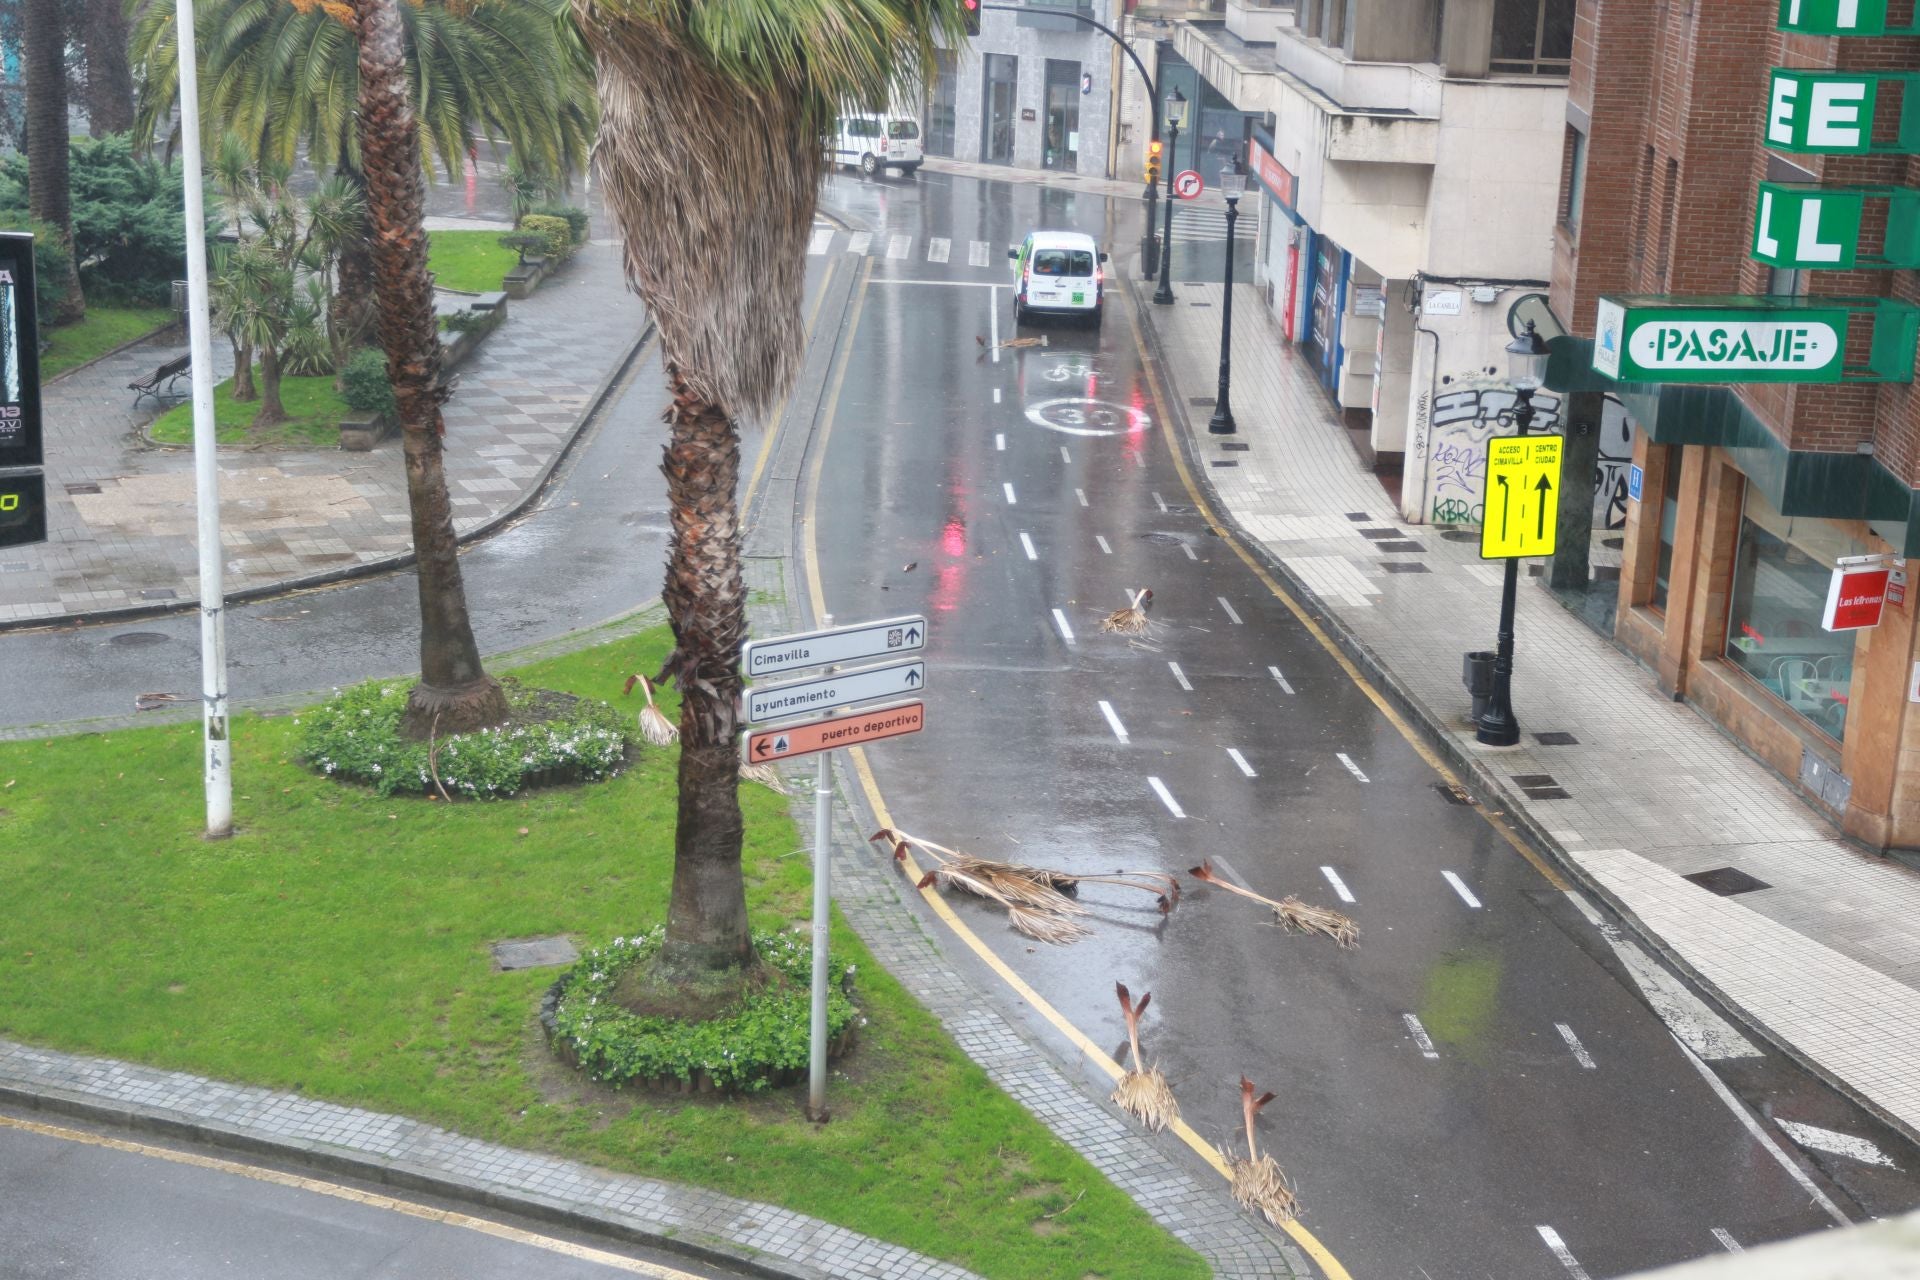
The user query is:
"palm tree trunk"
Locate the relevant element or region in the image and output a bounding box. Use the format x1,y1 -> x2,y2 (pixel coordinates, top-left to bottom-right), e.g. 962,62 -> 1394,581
83,0 -> 137,137
253,343 -> 285,426
231,337 -> 256,400
24,0 -> 84,323
351,0 -> 507,738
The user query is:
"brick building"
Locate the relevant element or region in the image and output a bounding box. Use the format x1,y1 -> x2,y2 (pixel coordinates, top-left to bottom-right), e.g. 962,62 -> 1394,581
1553,0 -> 1920,848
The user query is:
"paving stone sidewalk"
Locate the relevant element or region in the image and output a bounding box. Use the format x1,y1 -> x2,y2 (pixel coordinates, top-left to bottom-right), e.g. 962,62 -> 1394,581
1137,277 -> 1920,1141
0,237 -> 648,628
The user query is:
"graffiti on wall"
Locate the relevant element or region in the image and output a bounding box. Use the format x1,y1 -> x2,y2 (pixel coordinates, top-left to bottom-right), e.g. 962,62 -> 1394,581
1420,379 -> 1635,530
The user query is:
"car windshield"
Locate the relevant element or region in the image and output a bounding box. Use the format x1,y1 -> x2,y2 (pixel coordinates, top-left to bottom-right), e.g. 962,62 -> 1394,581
888,121 -> 919,139
1032,249 -> 1094,277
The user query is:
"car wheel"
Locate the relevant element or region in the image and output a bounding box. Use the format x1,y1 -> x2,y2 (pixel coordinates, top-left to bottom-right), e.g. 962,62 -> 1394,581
860,153 -> 879,177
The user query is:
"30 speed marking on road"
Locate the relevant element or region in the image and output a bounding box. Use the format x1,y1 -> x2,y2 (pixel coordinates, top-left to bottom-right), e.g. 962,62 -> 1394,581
1023,397 -> 1153,437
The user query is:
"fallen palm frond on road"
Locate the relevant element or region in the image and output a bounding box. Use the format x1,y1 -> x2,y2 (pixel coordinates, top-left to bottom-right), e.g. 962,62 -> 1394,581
975,333 -> 1050,351
1100,588 -> 1154,635
1110,983 -> 1179,1131
621,673 -> 679,747
1227,1076 -> 1298,1226
872,827 -> 1179,945
1189,859 -> 1357,947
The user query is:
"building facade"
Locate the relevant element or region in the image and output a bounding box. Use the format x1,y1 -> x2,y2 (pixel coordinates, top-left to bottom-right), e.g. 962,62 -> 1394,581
1554,0 -> 1920,849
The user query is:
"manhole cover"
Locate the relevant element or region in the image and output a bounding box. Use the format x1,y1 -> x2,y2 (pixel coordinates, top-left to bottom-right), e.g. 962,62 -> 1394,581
108,631 -> 170,647
1433,781 -> 1471,805
1533,731 -> 1580,746
492,936 -> 579,971
1682,867 -> 1771,897
1438,528 -> 1478,543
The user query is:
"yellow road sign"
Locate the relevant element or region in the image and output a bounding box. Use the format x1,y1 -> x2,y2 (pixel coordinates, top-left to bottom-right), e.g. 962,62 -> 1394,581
1481,435 -> 1563,559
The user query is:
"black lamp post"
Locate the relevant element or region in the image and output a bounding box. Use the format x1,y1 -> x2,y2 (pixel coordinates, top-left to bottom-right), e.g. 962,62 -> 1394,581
1476,320 -> 1553,747
1208,165 -> 1246,435
1152,88 -> 1187,306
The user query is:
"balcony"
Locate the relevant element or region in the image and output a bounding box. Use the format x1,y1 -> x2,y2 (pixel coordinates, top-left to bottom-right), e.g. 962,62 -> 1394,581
1226,0 -> 1296,45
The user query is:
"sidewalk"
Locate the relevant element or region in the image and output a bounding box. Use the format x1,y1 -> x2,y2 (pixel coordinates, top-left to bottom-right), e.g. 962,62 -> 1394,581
0,237 -> 648,630
1137,278 -> 1920,1142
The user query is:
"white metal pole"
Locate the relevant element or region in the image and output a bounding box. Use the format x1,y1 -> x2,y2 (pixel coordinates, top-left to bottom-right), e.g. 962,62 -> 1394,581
808,614 -> 834,1121
174,0 -> 231,839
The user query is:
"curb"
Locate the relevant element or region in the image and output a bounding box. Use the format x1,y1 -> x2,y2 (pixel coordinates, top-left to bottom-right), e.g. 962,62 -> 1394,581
1124,270 -> 1920,1152
0,1078 -> 834,1280
0,316 -> 656,636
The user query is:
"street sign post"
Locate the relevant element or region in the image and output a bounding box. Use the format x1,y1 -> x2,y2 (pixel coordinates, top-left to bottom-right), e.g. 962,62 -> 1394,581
1481,435 -> 1563,560
1172,169 -> 1204,200
746,658 -> 926,724
743,614 -> 925,679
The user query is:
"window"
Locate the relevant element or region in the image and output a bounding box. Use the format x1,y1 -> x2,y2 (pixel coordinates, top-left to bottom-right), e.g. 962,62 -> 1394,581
1032,248 -> 1094,276
982,54 -> 1018,165
1043,59 -> 1081,172
1657,157 -> 1678,288
1651,449 -> 1683,613
1724,485 -> 1865,743
1768,264 -> 1807,297
924,50 -> 957,156
1563,125 -> 1587,233
1491,0 -> 1574,75
888,120 -> 920,140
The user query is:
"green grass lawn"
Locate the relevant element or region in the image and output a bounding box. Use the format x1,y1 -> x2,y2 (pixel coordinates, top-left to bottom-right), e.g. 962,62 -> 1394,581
41,305 -> 175,381
428,229 -> 518,293
148,368 -> 348,448
0,627 -> 1205,1280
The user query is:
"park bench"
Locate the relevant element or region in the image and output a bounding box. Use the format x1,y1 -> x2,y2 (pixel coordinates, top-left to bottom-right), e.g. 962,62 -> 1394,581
128,352 -> 191,409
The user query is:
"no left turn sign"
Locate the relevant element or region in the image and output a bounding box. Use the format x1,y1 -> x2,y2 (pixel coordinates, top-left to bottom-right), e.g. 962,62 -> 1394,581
1173,170 -> 1204,200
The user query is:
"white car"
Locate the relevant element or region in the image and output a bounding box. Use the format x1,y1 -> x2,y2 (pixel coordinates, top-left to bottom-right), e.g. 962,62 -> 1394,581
829,114 -> 924,177
1009,231 -> 1108,327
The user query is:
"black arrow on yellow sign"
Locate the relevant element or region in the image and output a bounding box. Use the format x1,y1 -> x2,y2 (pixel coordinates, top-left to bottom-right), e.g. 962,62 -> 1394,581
1534,473 -> 1553,540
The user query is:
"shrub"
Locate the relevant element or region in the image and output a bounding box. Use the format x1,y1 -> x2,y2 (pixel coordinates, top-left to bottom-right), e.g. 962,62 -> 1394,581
497,232 -> 546,266
0,134 -> 191,307
550,929 -> 862,1092
339,348 -> 396,418
518,214 -> 574,262
529,202 -> 589,244
438,308 -> 491,335
299,676 -> 630,798
0,218 -> 77,317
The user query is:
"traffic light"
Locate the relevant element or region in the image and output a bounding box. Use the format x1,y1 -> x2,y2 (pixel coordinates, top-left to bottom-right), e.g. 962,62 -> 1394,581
962,0 -> 980,35
1145,138 -> 1163,186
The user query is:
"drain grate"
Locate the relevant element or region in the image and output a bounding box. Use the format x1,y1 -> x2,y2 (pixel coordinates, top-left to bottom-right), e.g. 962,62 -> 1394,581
1211,460 -> 1239,468
1511,772 -> 1571,800
1221,442 -> 1250,452
1377,540 -> 1426,554
1682,866 -> 1771,897
108,631 -> 170,647
1433,781 -> 1472,805
1533,731 -> 1579,746
65,482 -> 102,496
1191,301 -> 1213,308
1358,527 -> 1401,540
1381,562 -> 1429,574
1344,512 -> 1372,522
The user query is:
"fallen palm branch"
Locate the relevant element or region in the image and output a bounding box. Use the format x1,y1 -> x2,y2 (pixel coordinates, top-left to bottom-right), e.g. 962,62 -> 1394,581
1110,983 -> 1179,1131
975,333 -> 1050,351
738,760 -> 788,794
1100,587 -> 1154,635
621,673 -> 679,747
1189,860 -> 1357,948
1227,1076 -> 1299,1226
871,828 -> 1179,945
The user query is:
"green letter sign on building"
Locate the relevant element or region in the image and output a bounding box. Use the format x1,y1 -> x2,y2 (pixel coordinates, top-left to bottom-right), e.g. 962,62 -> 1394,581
1594,296 -> 1919,384
1752,182 -> 1920,269
1766,70 -> 1920,153
1778,0 -> 1920,36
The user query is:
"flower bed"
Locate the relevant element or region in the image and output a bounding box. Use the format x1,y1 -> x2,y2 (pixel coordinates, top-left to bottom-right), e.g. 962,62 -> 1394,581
545,929 -> 861,1094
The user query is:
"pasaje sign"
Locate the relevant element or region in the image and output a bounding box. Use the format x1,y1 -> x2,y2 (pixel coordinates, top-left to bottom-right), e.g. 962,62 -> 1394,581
1594,298 -> 1849,382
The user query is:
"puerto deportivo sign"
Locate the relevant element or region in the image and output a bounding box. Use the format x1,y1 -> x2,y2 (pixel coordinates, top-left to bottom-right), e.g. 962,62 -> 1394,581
1594,298 -> 1849,382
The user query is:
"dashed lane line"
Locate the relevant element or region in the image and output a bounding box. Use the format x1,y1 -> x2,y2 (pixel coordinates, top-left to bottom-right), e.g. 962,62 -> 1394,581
1226,747 -> 1256,778
1335,751 -> 1369,782
1052,608 -> 1076,646
1098,700 -> 1130,742
1556,1022 -> 1597,1070
1182,543 -> 1198,560
1019,532 -> 1037,561
1095,535 -> 1112,554
1712,1228 -> 1742,1253
1060,446 -> 1072,464
993,387 -> 1001,404
1402,1013 -> 1439,1059
1153,491 -> 1168,513
1003,482 -> 1017,505
1075,488 -> 1089,507
1168,661 -> 1192,691
1537,1226 -> 1593,1280
995,433 -> 1005,451
1147,776 -> 1186,819
1216,596 -> 1242,624
1269,665 -> 1295,695
1320,866 -> 1356,904
1442,870 -> 1483,910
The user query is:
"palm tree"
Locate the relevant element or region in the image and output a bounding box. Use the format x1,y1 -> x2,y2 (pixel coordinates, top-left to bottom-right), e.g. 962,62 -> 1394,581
573,0 -> 963,1002
23,0 -> 84,322
351,0 -> 508,738
84,0 -> 138,137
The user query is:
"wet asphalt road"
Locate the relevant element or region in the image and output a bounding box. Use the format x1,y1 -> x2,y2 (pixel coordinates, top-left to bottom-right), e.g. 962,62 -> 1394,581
806,169 -> 1920,1278
0,1112 -> 745,1279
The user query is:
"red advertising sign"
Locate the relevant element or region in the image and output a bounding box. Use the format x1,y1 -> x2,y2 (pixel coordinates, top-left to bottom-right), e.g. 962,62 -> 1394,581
1248,140 -> 1296,208
1822,566 -> 1891,632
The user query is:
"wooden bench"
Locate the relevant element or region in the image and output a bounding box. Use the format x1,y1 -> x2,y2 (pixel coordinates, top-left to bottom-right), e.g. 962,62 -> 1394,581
128,352 -> 191,409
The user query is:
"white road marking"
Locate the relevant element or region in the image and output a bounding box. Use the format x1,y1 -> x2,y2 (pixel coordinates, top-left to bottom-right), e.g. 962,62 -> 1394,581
1060,446 -> 1071,464
1052,608 -> 1076,646
993,387 -> 1002,404
1335,752 -> 1368,782
1442,870 -> 1482,909
1207,855 -> 1253,889
847,231 -> 871,255
995,433 -> 1005,451
1402,1013 -> 1439,1059
1536,1226 -> 1592,1280
1711,1229 -> 1742,1253
1099,700 -> 1129,742
1217,596 -> 1243,625
989,285 -> 1000,363
968,239 -> 990,267
1320,866 -> 1356,904
1226,748 -> 1256,778
1268,666 -> 1295,695
928,236 -> 950,263
1168,661 -> 1192,691
1095,535 -> 1112,554
1182,543 -> 1198,560
1134,453 -> 1145,468
1147,776 -> 1185,819
1003,482 -> 1017,505
1153,492 -> 1168,513
808,227 -> 833,255
887,233 -> 911,259
1671,1036 -> 1850,1225
1019,532 -> 1037,561
1776,1119 -> 1901,1170
1556,1022 -> 1597,1070
1563,891 -> 1761,1061
1075,488 -> 1089,507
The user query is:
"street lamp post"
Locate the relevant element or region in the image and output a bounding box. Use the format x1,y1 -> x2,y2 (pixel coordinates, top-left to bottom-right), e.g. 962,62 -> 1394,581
1152,88 -> 1187,306
1208,166 -> 1245,435
1475,320 -> 1553,747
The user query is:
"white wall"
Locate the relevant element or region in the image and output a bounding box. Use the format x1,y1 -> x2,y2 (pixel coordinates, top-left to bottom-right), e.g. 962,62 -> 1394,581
1422,79 -> 1565,280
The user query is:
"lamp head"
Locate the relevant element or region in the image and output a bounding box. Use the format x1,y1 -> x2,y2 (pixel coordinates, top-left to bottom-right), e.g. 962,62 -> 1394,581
1166,87 -> 1188,130
1506,319 -> 1550,392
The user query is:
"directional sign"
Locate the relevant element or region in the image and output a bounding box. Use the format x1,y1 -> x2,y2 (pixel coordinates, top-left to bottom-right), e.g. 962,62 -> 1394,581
747,658 -> 927,724
744,701 -> 925,765
1172,170 -> 1204,200
743,615 -> 926,680
1481,435 -> 1563,560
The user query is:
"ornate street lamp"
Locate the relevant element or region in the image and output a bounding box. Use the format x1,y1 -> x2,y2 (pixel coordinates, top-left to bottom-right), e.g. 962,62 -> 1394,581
1208,164 -> 1246,435
1476,320 -> 1553,746
1152,88 -> 1188,306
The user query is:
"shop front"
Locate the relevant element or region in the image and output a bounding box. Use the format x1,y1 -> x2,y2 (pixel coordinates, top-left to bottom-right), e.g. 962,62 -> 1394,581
1249,134 -> 1304,342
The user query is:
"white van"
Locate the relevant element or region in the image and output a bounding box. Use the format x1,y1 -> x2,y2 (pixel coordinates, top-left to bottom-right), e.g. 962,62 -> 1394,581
829,114 -> 924,177
1009,231 -> 1108,327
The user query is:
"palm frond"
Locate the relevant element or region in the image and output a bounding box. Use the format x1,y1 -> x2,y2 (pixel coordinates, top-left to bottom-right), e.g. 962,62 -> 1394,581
1111,983 -> 1179,1131
1226,1077 -> 1297,1226
738,760 -> 788,794
1190,860 -> 1357,948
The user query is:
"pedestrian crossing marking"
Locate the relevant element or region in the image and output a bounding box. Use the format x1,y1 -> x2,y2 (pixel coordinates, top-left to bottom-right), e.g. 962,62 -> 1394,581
847,231 -> 871,255
887,234 -> 911,259
808,227 -> 833,255
969,239 -> 990,267
928,237 -> 951,263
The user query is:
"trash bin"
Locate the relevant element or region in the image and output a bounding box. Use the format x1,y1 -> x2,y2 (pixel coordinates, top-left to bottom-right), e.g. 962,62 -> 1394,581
1463,650 -> 1497,724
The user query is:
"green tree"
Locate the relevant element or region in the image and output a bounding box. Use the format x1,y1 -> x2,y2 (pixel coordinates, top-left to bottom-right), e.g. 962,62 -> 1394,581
23,0 -> 84,322
573,0 -> 963,1003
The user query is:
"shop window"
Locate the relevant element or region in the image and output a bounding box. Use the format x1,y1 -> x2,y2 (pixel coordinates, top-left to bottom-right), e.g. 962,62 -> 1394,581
1491,0 -> 1574,75
1724,485 -> 1865,744
1650,449 -> 1682,613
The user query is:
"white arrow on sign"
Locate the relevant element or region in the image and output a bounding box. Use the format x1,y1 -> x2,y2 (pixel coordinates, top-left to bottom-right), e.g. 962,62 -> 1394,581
746,658 -> 927,725
743,615 -> 927,680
